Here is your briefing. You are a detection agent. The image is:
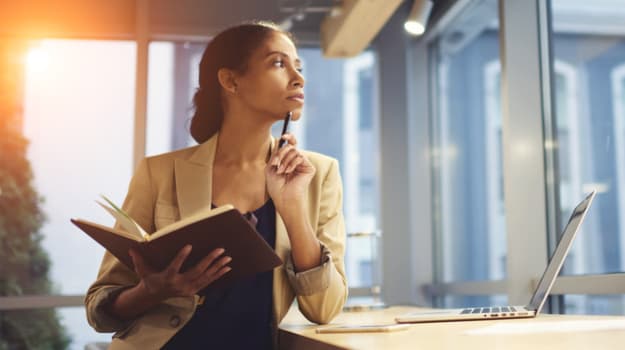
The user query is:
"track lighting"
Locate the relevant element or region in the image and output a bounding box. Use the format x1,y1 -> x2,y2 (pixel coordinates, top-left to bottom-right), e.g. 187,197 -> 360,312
404,0 -> 433,36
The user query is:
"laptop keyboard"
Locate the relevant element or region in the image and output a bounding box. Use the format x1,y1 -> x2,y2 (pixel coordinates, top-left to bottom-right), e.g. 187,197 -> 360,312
460,306 -> 517,314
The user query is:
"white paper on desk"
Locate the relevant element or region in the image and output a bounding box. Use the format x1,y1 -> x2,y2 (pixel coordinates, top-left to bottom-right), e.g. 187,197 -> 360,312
465,319 -> 625,335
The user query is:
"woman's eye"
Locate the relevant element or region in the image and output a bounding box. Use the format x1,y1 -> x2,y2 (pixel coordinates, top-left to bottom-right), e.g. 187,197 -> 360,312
272,59 -> 303,73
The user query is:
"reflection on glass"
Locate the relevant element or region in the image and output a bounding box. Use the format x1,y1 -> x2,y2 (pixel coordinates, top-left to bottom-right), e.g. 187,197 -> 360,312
550,0 -> 625,313
431,0 -> 504,307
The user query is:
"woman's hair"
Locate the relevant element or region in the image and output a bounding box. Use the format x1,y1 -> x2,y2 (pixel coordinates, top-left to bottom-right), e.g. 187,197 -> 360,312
189,21 -> 295,144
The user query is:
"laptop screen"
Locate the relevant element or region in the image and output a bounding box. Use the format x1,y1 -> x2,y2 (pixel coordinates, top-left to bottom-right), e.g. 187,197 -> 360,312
527,191 -> 596,313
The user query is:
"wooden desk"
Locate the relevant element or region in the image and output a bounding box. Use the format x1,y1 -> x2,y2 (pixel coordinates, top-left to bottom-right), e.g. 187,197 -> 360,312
278,306 -> 625,350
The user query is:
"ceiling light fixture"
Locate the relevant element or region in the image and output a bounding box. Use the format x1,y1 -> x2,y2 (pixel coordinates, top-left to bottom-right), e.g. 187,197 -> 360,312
404,0 -> 433,36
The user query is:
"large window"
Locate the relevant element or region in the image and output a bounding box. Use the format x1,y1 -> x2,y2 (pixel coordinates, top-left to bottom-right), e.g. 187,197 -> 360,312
550,0 -> 625,314
145,44 -> 381,292
295,49 -> 380,290
21,39 -> 136,348
423,0 -> 625,316
430,0 -> 505,307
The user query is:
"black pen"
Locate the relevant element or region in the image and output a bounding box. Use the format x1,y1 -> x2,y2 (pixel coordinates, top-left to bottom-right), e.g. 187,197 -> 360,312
278,111 -> 292,148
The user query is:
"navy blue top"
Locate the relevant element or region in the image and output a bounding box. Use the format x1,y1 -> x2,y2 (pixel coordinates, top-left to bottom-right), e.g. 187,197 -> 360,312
162,199 -> 276,350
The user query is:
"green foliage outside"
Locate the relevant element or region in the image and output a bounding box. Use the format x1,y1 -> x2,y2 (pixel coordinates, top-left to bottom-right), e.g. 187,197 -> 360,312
0,115 -> 71,349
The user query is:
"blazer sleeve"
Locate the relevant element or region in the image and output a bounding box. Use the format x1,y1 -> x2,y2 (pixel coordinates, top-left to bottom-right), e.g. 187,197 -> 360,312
84,158 -> 156,332
284,158 -> 348,324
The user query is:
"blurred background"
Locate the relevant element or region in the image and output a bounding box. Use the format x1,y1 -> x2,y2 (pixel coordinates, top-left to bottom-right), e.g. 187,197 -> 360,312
1,0 -> 625,349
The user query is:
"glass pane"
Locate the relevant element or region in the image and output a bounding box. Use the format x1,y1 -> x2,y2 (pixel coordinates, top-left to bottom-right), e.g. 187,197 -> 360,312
146,41 -> 205,156
295,48 -> 380,289
21,39 -> 136,348
550,0 -> 625,276
431,0 -> 505,283
563,295 -> 625,315
145,43 -> 381,290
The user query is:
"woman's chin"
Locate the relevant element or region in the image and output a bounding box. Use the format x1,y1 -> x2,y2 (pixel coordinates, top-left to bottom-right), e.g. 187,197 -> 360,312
290,110 -> 302,121
273,108 -> 302,121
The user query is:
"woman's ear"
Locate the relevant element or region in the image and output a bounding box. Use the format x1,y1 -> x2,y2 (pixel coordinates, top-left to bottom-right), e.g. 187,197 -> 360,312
217,68 -> 238,94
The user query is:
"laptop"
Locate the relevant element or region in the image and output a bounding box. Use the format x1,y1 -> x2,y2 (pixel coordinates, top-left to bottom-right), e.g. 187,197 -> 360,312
396,190 -> 597,323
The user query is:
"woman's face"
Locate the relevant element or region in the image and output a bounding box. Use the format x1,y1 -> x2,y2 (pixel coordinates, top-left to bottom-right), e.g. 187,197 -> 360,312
233,32 -> 305,121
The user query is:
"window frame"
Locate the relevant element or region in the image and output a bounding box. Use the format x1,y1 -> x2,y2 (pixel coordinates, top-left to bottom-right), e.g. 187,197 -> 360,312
611,63 -> 625,272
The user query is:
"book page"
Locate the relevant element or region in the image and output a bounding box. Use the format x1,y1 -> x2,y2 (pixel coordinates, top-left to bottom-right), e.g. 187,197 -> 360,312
97,194 -> 149,241
149,204 -> 236,240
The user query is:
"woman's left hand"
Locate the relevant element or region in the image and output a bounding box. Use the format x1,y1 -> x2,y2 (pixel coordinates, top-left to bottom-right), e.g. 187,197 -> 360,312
265,134 -> 316,212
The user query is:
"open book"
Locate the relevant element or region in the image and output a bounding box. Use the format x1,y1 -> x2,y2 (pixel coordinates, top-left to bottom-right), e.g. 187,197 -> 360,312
72,195 -> 283,291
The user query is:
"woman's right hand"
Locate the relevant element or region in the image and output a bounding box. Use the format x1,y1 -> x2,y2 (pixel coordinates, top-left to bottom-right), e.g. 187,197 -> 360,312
128,245 -> 232,301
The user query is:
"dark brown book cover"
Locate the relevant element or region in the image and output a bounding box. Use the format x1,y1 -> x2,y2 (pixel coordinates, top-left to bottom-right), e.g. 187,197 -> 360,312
71,208 -> 283,291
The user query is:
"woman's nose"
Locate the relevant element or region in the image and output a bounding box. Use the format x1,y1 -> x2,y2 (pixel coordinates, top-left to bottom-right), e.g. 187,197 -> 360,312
290,69 -> 305,88
291,74 -> 304,88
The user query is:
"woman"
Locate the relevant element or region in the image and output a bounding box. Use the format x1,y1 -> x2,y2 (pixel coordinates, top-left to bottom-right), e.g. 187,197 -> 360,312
85,21 -> 348,349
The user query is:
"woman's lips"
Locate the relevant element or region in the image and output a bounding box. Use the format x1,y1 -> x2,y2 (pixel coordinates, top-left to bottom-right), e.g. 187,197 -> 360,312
287,94 -> 304,103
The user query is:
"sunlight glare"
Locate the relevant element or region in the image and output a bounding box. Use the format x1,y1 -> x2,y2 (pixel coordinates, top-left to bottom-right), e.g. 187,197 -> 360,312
26,44 -> 49,74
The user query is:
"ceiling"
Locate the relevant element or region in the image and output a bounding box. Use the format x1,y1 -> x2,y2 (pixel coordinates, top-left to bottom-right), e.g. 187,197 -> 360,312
0,0 -> 461,56
0,0 -> 341,42
148,0 -> 341,42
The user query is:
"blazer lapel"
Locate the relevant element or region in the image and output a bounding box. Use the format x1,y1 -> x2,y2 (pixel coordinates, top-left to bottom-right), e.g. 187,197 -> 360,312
270,137 -> 293,322
174,133 -> 219,219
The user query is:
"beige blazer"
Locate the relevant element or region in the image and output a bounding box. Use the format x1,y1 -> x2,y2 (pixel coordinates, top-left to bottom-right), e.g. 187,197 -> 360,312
84,133 -> 348,349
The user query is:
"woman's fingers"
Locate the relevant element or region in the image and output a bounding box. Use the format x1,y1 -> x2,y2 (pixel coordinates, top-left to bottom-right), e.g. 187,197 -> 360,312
284,154 -> 304,174
183,248 -> 227,280
270,134 -> 298,167
271,144 -> 293,168
276,147 -> 300,174
133,246 -> 232,298
205,255 -> 233,277
129,248 -> 152,277
165,244 -> 193,276
210,266 -> 232,284
280,133 -> 297,147
193,257 -> 233,290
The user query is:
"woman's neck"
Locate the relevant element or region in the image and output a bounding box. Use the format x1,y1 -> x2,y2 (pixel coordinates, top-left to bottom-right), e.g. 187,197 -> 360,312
214,111 -> 274,166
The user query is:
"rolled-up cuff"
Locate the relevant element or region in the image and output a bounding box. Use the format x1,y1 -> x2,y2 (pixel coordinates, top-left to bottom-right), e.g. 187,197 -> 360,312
86,285 -> 133,333
285,244 -> 333,296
